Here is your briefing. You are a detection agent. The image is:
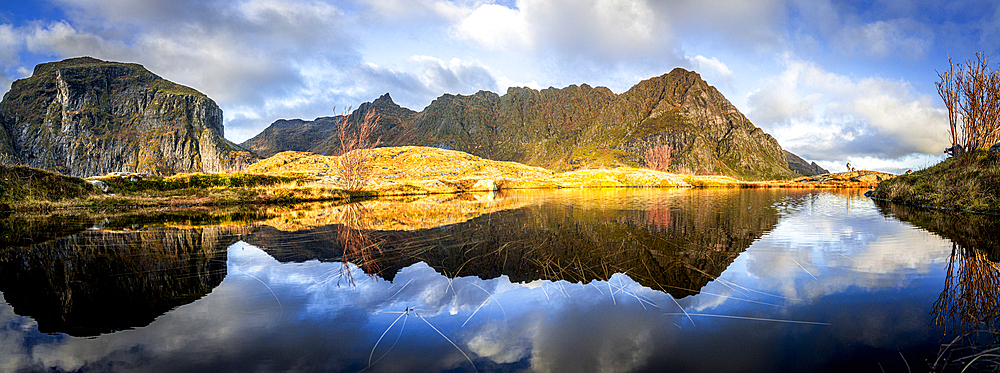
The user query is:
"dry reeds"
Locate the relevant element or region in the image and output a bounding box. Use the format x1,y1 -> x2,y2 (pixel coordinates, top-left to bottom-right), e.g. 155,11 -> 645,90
937,52 -> 1000,155
335,108 -> 380,191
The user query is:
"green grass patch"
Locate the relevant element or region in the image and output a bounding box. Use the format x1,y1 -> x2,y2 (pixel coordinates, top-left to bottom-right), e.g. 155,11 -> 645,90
95,172 -> 300,193
0,165 -> 98,208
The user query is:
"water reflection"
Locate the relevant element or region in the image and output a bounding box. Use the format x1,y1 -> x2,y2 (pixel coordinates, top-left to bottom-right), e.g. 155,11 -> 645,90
875,202 -> 1000,371
0,210 -> 259,336
246,189 -> 793,298
0,190 -> 977,372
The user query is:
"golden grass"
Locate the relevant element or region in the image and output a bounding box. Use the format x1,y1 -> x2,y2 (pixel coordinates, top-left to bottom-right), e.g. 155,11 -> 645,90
4,146 -> 895,212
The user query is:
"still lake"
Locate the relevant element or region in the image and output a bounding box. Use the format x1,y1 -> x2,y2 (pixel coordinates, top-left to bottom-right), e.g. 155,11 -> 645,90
1,188 -> 997,372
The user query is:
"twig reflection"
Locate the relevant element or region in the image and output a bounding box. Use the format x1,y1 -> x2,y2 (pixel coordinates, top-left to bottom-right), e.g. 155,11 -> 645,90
932,242 -> 1000,372
333,201 -> 383,286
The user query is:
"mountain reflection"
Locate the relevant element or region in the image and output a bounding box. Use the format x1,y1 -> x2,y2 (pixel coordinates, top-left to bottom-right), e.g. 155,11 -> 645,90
246,189 -> 798,298
875,202 -> 1000,371
0,211 -> 257,337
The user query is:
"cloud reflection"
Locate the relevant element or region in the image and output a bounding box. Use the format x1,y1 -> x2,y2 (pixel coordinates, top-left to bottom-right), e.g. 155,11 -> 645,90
0,190 -> 967,372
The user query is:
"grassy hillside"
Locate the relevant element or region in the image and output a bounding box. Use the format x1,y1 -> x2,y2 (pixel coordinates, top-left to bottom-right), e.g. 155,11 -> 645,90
0,165 -> 99,209
870,151 -> 1000,214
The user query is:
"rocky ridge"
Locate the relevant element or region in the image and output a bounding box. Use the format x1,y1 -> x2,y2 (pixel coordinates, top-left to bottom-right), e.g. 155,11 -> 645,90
0,57 -> 259,177
784,150 -> 828,176
243,69 -> 801,180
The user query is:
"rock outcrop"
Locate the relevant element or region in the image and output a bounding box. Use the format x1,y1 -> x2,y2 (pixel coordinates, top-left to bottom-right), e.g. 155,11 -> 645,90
0,57 -> 259,177
784,150 -> 829,176
243,68 -> 798,180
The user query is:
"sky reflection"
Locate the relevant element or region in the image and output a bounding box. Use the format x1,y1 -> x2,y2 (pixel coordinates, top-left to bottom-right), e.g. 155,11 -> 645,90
0,190 -> 968,372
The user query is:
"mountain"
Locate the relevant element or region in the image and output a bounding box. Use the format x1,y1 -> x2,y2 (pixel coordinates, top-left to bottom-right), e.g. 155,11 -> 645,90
783,150 -> 829,176
243,68 -> 798,180
0,57 -> 259,177
241,93 -> 417,158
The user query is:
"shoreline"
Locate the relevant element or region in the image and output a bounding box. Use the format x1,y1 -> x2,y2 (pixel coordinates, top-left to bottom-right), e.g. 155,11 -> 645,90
867,150 -> 999,215
1,146 -> 896,213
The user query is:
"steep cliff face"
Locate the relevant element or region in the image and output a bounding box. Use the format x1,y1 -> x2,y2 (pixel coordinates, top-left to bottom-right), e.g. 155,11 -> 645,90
0,57 -> 259,177
245,68 -> 797,180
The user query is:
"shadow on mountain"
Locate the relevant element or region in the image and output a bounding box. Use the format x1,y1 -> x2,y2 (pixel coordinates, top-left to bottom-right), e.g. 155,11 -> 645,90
874,202 -> 1000,371
247,189 -> 801,298
0,210 -> 258,337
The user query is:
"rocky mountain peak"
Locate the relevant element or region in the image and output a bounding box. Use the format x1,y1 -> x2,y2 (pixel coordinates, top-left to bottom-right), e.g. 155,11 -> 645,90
0,57 -> 258,176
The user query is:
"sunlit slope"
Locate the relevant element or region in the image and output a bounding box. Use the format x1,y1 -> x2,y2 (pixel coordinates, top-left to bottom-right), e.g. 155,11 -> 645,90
244,146 -> 694,192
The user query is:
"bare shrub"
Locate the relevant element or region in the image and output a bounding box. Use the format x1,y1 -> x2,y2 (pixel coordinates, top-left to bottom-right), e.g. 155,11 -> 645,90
336,108 -> 380,191
644,144 -> 672,172
937,52 -> 1000,155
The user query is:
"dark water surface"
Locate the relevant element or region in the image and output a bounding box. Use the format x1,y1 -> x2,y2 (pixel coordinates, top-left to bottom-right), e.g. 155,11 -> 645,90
0,189 -> 996,372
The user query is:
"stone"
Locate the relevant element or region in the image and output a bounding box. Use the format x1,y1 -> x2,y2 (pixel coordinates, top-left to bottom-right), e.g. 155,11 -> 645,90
86,179 -> 109,192
471,179 -> 498,191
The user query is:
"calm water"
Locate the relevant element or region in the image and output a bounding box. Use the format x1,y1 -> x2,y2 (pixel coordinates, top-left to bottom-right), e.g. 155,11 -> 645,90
0,189 -> 997,372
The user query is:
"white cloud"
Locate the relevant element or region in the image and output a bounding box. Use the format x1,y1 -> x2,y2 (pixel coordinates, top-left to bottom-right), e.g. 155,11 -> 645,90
688,55 -> 733,78
452,0 -> 666,62
454,3 -> 532,50
0,24 -> 20,66
411,55 -> 500,95
833,19 -> 932,60
363,0 -> 468,22
747,57 -> 949,167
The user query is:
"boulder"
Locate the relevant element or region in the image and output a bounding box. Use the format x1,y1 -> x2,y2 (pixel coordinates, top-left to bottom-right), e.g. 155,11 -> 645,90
86,179 -> 109,192
470,179 -> 498,192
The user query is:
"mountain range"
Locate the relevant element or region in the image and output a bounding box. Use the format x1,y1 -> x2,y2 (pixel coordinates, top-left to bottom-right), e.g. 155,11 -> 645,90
244,68 -> 819,179
1,57 -> 828,179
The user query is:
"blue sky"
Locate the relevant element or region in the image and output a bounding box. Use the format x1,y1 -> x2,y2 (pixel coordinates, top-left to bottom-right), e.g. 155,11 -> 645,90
1,0 -> 998,173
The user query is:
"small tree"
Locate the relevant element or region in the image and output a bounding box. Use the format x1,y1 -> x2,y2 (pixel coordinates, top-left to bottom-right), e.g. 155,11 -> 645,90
644,144 -> 672,172
937,52 -> 1000,155
335,108 -> 380,191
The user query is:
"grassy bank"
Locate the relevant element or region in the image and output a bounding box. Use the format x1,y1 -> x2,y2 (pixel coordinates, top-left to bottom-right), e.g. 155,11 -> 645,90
870,150 -> 1000,214
0,165 -> 368,212
2,146 -> 892,212
0,165 -> 99,210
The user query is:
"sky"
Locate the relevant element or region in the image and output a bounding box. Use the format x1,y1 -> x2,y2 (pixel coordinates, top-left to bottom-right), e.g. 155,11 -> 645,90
1,0 -> 999,173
